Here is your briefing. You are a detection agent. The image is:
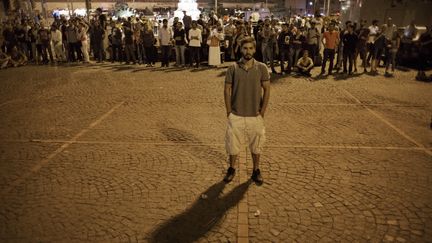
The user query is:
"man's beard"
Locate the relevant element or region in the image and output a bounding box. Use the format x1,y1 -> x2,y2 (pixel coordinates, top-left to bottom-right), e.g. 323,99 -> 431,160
243,54 -> 253,60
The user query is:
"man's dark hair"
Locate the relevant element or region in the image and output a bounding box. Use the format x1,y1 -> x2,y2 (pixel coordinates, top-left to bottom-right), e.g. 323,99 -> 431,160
240,36 -> 256,48
163,19 -> 168,23
372,19 -> 379,25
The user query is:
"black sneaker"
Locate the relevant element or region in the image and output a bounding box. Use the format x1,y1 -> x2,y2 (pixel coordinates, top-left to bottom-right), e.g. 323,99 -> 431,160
251,169 -> 263,185
223,167 -> 236,183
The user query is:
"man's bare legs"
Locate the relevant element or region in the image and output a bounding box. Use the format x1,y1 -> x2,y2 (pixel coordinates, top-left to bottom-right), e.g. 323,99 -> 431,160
224,153 -> 263,185
252,153 -> 260,171
251,153 -> 263,184
224,153 -> 264,185
229,155 -> 237,168
228,153 -> 259,169
224,155 -> 237,182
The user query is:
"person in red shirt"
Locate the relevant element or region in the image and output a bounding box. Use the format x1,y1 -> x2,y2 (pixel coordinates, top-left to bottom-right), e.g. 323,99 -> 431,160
320,23 -> 339,75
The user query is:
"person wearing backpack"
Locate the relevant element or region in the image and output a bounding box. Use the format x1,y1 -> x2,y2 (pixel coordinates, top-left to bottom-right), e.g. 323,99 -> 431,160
223,37 -> 270,185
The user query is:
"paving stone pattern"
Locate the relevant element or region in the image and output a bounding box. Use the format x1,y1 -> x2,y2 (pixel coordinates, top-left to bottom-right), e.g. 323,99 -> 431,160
0,63 -> 431,242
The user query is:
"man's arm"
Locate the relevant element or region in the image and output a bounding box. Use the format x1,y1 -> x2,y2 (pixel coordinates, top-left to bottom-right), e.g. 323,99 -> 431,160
336,32 -> 340,46
224,83 -> 232,117
296,57 -> 303,68
321,32 -> 326,46
260,81 -> 270,117
307,58 -> 314,69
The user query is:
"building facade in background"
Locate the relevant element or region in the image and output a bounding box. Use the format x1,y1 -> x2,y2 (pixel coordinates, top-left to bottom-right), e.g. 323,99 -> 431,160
340,0 -> 432,27
284,0 -> 340,16
24,0 -> 280,17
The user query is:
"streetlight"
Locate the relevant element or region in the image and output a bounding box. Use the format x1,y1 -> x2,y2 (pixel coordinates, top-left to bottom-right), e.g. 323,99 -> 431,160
308,1 -> 313,15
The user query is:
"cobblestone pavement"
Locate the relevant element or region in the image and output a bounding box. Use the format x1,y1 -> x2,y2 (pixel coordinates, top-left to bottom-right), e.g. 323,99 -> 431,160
0,63 -> 431,242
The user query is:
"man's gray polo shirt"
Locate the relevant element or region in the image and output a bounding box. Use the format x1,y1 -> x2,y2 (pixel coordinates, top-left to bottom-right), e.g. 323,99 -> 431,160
225,59 -> 270,117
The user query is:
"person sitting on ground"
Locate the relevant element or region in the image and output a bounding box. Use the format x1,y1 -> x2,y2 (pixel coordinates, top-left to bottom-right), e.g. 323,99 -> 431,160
296,50 -> 314,77
0,49 -> 11,69
9,46 -> 27,67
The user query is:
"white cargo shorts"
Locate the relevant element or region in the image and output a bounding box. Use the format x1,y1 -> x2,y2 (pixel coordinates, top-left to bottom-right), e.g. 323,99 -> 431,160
225,113 -> 266,155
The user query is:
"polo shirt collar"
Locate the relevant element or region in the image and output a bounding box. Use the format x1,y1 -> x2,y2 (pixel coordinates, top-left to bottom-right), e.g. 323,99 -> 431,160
237,58 -> 258,71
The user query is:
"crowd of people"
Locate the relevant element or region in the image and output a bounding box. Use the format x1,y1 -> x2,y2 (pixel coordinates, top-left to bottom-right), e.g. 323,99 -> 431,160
1,10 -> 431,79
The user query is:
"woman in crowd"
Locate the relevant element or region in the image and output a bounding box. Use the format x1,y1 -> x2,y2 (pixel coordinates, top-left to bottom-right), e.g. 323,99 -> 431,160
141,22 -> 156,67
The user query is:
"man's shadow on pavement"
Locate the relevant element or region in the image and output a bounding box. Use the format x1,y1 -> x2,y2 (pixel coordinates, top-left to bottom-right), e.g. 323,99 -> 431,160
160,127 -> 226,171
311,74 -> 329,81
333,72 -> 362,81
148,180 -> 251,243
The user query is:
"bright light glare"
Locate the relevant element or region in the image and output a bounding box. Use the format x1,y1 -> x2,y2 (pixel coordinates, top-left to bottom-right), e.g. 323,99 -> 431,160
74,9 -> 87,16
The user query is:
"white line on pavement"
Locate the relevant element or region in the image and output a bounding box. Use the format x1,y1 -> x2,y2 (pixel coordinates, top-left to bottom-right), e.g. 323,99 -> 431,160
341,88 -> 432,157
0,139 -> 429,152
266,144 -> 427,151
277,102 -> 426,108
1,101 -> 125,196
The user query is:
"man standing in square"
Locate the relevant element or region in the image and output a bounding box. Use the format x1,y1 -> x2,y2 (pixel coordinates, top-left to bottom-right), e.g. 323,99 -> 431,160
223,37 -> 271,185
320,23 -> 339,75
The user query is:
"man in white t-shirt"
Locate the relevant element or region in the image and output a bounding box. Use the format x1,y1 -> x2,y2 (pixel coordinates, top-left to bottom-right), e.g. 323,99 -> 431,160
367,19 -> 380,66
51,25 -> 66,62
296,50 -> 314,77
188,21 -> 202,68
158,19 -> 173,67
